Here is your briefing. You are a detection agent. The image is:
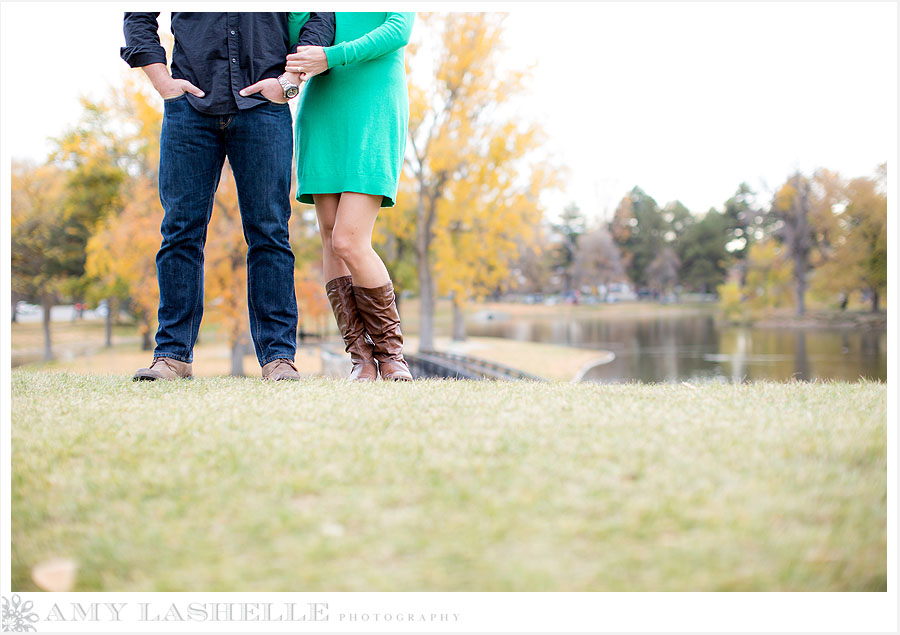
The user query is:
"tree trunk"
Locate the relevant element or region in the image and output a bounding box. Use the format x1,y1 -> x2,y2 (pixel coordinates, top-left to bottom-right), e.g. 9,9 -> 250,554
794,273 -> 806,316
141,311 -> 154,351
230,331 -> 245,377
417,260 -> 434,350
451,293 -> 466,342
416,194 -> 436,351
791,178 -> 810,317
11,290 -> 19,322
104,297 -> 113,348
41,292 -> 53,361
871,288 -> 880,312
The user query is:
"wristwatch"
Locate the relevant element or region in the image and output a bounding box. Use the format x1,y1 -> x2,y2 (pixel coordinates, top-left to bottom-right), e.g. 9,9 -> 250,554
278,74 -> 300,100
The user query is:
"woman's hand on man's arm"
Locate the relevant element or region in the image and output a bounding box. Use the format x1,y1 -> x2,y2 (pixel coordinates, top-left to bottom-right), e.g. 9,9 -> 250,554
286,46 -> 328,81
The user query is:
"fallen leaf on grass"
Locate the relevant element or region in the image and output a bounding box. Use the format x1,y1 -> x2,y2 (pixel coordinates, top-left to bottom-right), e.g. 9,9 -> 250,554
320,522 -> 345,537
32,558 -> 78,592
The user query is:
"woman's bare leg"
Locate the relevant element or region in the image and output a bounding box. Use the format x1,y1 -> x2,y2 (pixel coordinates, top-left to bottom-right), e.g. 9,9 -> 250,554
313,193 -> 351,282
331,192 -> 411,380
330,192 -> 390,288
315,193 -> 378,380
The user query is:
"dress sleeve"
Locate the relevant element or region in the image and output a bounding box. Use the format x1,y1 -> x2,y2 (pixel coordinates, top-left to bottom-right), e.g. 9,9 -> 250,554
324,12 -> 414,69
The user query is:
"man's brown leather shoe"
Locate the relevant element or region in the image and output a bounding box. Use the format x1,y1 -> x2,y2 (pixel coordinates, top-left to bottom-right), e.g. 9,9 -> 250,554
325,275 -> 378,381
261,358 -> 301,381
352,282 -> 413,381
133,357 -> 193,381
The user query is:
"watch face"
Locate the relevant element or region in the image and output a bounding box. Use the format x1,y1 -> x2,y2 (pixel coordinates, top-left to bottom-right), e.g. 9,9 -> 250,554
286,85 -> 299,99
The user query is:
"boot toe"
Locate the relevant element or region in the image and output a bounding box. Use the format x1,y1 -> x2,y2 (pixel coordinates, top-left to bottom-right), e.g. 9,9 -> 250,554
379,359 -> 413,381
349,361 -> 379,381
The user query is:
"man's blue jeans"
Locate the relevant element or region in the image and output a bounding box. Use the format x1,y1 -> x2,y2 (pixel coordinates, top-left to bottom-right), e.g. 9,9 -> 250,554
153,95 -> 297,366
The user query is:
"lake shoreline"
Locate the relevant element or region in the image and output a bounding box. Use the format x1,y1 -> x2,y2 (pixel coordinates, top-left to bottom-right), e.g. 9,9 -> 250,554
464,301 -> 888,332
12,301 -> 887,381
746,310 -> 887,331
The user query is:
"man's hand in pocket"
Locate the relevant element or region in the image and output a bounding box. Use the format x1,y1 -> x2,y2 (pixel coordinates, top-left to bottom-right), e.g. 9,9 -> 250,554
142,63 -> 205,100
239,77 -> 287,103
159,78 -> 205,99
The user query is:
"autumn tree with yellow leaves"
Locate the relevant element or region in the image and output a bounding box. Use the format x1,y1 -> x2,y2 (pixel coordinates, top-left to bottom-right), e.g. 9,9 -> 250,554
10,160 -> 68,360
769,168 -> 881,315
86,174 -> 162,351
809,164 -> 887,312
84,76 -> 164,349
13,89 -> 132,358
400,12 -> 559,348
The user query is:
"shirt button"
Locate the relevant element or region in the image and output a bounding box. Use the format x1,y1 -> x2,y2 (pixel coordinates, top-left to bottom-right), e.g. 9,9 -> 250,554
232,58 -> 237,63
230,30 -> 235,35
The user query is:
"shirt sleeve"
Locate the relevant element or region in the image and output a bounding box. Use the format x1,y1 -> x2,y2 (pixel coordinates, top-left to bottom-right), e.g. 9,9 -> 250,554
297,12 -> 335,47
324,12 -> 414,69
120,12 -> 167,68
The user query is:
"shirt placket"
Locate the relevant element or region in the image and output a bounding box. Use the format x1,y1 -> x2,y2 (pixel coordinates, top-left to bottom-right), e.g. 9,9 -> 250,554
227,13 -> 242,106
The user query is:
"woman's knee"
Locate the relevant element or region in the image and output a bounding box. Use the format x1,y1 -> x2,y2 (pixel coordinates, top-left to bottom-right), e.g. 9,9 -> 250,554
315,195 -> 340,234
331,229 -> 367,264
318,213 -> 336,237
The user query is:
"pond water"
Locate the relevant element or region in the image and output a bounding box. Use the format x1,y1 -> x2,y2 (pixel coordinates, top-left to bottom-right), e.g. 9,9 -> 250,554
467,312 -> 887,383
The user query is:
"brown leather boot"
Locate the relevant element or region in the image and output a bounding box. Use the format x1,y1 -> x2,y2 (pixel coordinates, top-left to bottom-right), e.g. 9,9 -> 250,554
261,358 -> 300,381
325,276 -> 378,381
133,357 -> 193,381
352,282 -> 413,381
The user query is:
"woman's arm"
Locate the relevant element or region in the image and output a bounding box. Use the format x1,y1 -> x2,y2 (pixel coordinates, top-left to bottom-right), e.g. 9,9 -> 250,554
325,12 -> 414,68
289,11 -> 334,78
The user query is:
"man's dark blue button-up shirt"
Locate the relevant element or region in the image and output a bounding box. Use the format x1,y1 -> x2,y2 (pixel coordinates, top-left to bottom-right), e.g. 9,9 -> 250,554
121,12 -> 335,115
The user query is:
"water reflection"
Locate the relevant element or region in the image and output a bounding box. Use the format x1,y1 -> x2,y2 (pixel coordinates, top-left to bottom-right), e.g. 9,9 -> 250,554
468,313 -> 886,383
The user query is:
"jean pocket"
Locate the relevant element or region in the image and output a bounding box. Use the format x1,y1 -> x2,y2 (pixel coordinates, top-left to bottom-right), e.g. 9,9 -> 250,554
163,93 -> 188,103
261,94 -> 289,106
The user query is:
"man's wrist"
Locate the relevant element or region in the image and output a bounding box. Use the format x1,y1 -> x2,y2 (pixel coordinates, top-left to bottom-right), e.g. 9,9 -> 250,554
277,74 -> 300,99
142,62 -> 172,88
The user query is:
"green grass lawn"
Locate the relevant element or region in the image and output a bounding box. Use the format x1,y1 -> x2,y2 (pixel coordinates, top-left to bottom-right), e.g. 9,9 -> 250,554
11,371 -> 886,591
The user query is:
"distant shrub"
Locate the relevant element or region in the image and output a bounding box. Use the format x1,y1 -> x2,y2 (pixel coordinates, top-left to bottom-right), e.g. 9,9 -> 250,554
717,282 -> 749,323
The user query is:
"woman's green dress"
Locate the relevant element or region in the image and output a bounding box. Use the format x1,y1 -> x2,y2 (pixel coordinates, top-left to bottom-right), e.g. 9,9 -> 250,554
292,12 -> 415,208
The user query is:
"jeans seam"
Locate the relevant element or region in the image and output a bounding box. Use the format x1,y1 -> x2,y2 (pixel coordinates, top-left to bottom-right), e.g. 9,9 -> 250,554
186,187 -> 216,352
247,257 -> 264,364
187,237 -> 202,349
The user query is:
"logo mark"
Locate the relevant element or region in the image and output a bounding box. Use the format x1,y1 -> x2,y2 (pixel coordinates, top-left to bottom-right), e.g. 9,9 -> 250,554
1,594 -> 39,632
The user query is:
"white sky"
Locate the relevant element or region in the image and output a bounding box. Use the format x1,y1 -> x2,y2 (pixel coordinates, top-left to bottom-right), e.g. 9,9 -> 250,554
1,2 -> 896,225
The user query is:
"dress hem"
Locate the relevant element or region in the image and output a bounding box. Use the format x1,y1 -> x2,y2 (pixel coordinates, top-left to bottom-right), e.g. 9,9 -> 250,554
297,175 -> 398,208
